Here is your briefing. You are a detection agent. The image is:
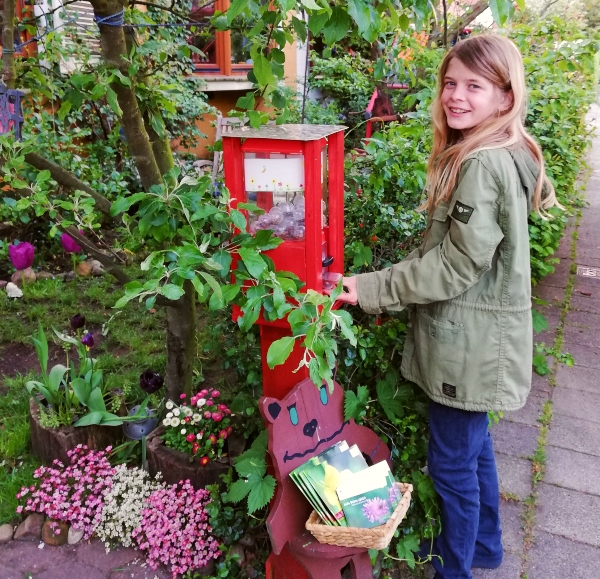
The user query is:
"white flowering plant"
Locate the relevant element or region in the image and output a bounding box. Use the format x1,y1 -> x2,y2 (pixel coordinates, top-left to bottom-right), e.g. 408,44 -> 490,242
95,464 -> 162,550
162,387 -> 232,466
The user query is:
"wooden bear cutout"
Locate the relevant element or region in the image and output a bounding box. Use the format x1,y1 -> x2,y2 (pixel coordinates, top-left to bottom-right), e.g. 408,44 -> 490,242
259,377 -> 391,579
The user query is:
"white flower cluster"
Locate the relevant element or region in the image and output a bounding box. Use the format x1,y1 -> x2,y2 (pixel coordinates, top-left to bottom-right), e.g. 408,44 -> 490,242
162,402 -> 203,428
96,464 -> 162,551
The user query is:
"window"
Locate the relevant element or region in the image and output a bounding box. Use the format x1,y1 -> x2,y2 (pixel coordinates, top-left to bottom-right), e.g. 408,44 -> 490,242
189,0 -> 252,76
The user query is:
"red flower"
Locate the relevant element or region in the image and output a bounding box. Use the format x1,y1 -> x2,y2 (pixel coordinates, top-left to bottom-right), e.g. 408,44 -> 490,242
208,434 -> 217,445
199,456 -> 210,466
185,416 -> 191,423
192,442 -> 200,454
180,393 -> 187,400
359,223 -> 364,228
218,429 -> 228,440
203,411 -> 212,419
186,433 -> 195,443
226,426 -> 233,435
211,390 -> 220,398
212,412 -> 223,422
205,400 -> 214,407
371,235 -> 378,242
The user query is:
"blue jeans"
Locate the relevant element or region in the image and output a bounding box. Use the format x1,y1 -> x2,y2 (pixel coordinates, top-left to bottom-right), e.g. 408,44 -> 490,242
428,401 -> 503,579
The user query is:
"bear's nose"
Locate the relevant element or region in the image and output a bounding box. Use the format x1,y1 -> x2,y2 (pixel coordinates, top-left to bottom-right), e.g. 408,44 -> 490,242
303,419 -> 318,437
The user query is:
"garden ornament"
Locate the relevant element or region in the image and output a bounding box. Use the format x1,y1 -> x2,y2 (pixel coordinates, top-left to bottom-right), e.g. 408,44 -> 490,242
123,405 -> 158,440
259,377 -> 391,579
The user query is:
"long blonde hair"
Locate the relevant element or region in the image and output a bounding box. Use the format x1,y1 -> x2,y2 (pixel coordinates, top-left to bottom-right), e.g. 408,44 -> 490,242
422,34 -> 558,214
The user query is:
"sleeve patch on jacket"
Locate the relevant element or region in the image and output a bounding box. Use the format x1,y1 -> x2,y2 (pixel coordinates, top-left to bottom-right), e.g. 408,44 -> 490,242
451,201 -> 474,224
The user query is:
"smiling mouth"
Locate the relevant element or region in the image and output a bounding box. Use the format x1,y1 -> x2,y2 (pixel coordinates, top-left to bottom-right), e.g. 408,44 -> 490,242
449,107 -> 470,114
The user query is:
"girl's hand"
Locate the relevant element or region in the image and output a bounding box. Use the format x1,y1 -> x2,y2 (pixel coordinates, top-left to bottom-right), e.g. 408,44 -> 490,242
325,276 -> 358,305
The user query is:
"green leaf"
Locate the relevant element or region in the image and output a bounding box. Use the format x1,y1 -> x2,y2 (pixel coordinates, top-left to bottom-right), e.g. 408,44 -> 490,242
161,284 -> 185,300
227,0 -> 247,24
71,377 -> 91,405
322,7 -> 350,45
488,0 -> 513,26
110,192 -> 147,217
396,534 -> 420,569
308,11 -> 329,35
236,92 -> 255,110
532,310 -> 548,334
247,474 -> 276,513
235,457 -> 267,478
87,387 -> 107,412
291,16 -> 307,43
47,364 -> 68,394
212,249 -> 232,277
301,0 -> 322,9
106,88 -> 122,117
239,247 -> 267,279
344,385 -> 369,421
376,376 -> 406,421
224,479 -> 252,503
252,53 -> 275,87
57,101 -> 72,121
347,0 -> 370,35
267,336 -> 296,369
74,412 -> 103,426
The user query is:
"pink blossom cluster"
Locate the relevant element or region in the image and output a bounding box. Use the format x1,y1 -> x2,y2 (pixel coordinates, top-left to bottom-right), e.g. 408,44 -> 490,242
132,479 -> 220,577
16,445 -> 115,539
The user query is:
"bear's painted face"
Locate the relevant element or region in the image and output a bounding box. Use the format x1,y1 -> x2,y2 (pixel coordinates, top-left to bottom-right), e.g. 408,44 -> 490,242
260,378 -> 347,478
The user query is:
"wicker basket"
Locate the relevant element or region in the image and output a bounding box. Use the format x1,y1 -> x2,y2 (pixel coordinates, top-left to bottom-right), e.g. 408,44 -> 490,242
305,482 -> 413,550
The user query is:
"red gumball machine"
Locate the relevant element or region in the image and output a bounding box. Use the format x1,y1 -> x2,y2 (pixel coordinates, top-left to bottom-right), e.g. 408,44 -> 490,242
222,124 -> 346,400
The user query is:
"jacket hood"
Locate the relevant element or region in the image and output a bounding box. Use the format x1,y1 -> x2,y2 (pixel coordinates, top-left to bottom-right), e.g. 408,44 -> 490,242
509,148 -> 540,212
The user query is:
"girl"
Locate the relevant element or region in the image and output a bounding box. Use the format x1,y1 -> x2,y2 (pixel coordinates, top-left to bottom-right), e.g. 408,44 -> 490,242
332,35 -> 559,578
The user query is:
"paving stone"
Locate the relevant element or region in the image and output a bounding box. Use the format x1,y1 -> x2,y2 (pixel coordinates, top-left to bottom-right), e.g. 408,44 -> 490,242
573,274 -> 600,294
555,363 -> 599,393
496,454 -> 531,501
574,249 -> 600,268
536,482 -> 600,546
499,500 -> 524,555
545,446 -> 600,496
568,341 -> 600,369
36,561 -> 107,579
547,413 -> 600,456
537,259 -> 571,289
525,530 -> 600,579
529,373 -> 551,397
0,539 -> 71,572
569,293 -> 600,315
75,539 -> 141,570
471,553 -> 521,579
502,393 -> 546,427
563,322 -> 600,349
552,387 -> 600,423
565,308 -> 600,328
531,284 -> 565,305
491,421 -> 539,459
109,562 -> 172,579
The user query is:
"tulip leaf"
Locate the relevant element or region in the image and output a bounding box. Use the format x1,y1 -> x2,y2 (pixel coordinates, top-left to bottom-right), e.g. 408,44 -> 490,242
87,387 -> 107,412
74,411 -> 103,426
26,380 -> 55,406
71,377 -> 91,405
32,323 -> 49,376
47,364 -> 68,395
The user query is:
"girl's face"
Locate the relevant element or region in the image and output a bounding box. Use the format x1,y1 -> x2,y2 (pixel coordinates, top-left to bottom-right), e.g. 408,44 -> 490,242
441,58 -> 512,135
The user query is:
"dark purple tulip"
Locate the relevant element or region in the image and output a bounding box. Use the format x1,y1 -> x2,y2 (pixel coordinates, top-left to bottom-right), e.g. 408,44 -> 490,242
139,369 -> 164,394
61,233 -> 82,253
70,314 -> 86,330
81,332 -> 94,348
9,241 -> 35,270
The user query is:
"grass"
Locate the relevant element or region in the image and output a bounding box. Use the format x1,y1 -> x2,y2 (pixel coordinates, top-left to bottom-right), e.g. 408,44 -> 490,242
0,271 -> 230,524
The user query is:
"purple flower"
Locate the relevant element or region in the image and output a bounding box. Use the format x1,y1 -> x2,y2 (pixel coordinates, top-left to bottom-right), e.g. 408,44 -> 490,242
61,233 -> 82,253
362,497 -> 391,524
81,332 -> 94,348
9,241 -> 35,270
70,314 -> 86,331
139,369 -> 164,394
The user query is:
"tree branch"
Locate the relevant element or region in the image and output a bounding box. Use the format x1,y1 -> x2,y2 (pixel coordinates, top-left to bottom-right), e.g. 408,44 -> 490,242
450,0 -> 489,37
23,152 -> 115,218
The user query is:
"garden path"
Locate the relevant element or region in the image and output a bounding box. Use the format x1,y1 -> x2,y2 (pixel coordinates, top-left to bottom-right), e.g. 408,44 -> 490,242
468,90 -> 600,578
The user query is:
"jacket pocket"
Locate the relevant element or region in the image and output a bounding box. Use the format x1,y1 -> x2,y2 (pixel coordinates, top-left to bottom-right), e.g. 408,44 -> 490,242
423,202 -> 450,254
413,308 -> 467,389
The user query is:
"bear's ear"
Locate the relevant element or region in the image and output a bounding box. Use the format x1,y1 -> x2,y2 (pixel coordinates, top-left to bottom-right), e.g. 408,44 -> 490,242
260,397 -> 281,424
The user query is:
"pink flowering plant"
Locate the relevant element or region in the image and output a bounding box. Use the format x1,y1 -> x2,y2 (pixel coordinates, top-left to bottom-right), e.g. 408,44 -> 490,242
131,479 -> 220,577
161,387 -> 232,466
15,445 -> 115,539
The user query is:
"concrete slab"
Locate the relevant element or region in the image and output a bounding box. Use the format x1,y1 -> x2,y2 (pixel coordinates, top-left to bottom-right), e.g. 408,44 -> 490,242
555,363 -> 600,394
496,454 -> 531,501
564,308 -> 600,328
563,322 -> 600,349
575,250 -> 600,268
547,413 -> 600,456
552,387 -> 600,423
502,393 -> 546,427
471,553 -> 521,579
491,421 -> 539,459
525,530 -> 600,579
545,446 -> 600,496
573,274 -> 600,294
536,482 -> 600,546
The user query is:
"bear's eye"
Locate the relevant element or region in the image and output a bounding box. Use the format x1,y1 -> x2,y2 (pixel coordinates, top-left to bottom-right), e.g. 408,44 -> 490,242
320,385 -> 328,405
287,403 -> 299,425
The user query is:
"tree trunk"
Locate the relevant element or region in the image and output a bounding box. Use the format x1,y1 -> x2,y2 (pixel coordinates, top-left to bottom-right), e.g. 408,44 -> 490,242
165,279 -> 196,400
91,0 -> 164,191
2,0 -> 17,89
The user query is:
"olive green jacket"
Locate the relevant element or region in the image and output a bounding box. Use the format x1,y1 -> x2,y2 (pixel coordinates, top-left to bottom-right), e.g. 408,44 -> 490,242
356,148 -> 542,412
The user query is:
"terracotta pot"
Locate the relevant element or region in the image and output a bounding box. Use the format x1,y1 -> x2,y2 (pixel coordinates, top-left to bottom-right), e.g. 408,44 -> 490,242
146,426 -> 233,489
29,399 -> 124,466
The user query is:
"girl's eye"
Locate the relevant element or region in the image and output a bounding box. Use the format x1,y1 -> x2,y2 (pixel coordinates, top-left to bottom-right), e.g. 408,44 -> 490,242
444,81 -> 455,87
470,84 -> 480,89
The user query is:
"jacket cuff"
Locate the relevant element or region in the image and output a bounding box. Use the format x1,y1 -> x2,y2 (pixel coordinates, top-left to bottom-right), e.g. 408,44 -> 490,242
355,273 -> 383,315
